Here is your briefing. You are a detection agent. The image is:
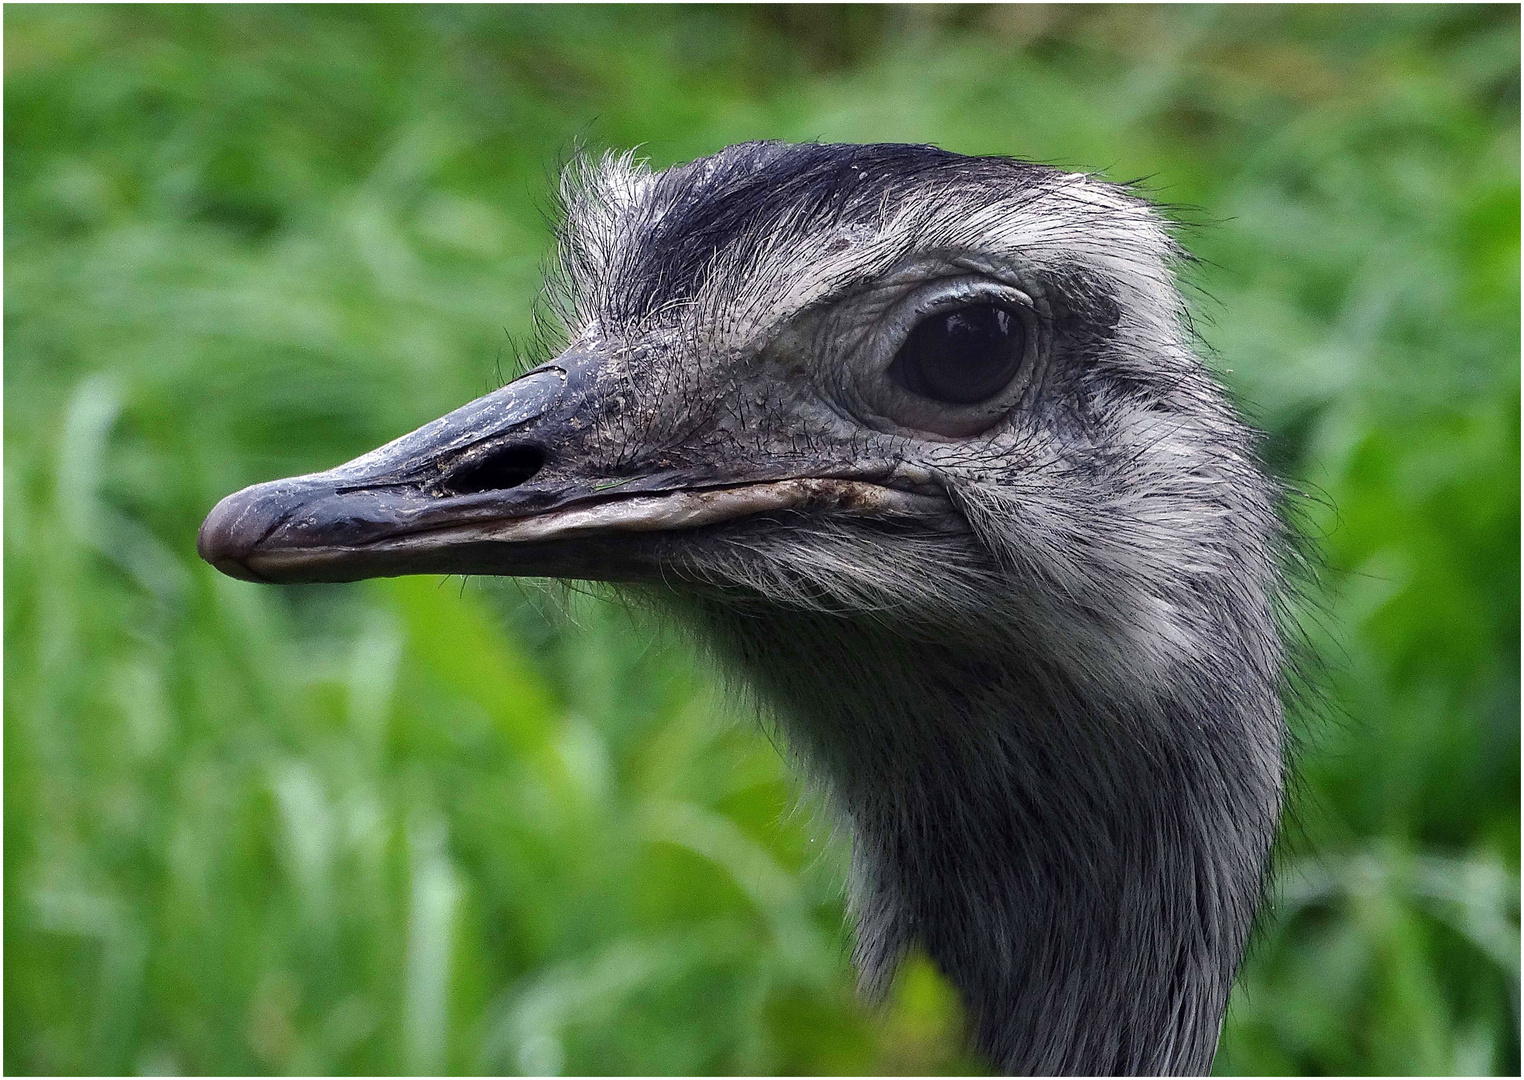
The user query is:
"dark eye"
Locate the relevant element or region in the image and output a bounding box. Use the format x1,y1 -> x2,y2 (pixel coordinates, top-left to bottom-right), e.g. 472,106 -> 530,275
889,303 -> 1027,405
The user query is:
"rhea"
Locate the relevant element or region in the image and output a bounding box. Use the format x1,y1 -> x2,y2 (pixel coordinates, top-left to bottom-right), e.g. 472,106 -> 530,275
199,142 -> 1287,1075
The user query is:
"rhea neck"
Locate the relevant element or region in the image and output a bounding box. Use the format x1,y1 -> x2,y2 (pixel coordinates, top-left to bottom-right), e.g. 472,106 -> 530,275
688,602 -> 1282,1076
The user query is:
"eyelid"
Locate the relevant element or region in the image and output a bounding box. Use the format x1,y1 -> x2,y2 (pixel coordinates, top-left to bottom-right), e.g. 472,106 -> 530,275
901,277 -> 1035,320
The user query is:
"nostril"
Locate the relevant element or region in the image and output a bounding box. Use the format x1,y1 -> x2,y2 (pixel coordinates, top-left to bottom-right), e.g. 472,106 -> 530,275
442,443 -> 547,496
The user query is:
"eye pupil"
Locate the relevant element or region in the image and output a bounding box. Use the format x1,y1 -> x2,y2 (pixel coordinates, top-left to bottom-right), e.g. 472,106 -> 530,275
890,303 -> 1027,405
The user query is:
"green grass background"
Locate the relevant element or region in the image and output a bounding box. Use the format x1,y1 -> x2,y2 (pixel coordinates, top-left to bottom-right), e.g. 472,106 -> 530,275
5,5 -> 1518,1074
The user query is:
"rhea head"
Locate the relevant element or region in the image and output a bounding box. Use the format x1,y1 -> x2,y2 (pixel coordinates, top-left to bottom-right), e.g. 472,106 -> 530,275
201,142 -> 1286,1076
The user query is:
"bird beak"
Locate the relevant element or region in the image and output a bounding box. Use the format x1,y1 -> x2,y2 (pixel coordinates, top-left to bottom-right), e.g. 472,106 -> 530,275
198,345 -> 943,585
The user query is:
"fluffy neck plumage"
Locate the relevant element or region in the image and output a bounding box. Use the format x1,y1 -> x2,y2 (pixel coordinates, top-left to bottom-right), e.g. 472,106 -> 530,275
689,604 -> 1283,1076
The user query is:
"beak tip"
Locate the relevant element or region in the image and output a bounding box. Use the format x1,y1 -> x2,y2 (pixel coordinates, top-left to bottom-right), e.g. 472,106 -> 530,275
198,486 -> 278,582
